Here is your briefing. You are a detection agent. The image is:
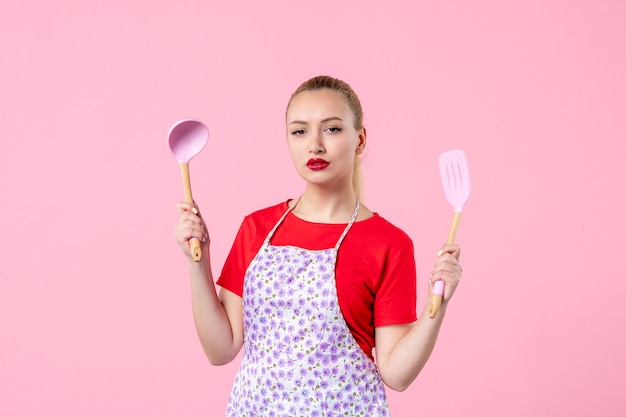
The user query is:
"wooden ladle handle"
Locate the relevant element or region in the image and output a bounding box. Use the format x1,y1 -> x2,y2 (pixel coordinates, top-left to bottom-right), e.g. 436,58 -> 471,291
180,162 -> 202,262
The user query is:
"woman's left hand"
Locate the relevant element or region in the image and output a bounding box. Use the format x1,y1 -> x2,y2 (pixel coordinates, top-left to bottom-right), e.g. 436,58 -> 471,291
429,244 -> 462,303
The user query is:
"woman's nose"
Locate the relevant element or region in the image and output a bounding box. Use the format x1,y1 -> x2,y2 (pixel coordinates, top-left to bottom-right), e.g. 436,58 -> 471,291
309,133 -> 325,154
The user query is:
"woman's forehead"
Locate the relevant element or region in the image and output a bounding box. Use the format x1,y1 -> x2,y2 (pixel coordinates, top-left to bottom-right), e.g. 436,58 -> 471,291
287,89 -> 352,122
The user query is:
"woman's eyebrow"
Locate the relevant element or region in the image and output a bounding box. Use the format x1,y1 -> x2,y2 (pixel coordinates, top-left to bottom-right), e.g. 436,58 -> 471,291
288,117 -> 344,126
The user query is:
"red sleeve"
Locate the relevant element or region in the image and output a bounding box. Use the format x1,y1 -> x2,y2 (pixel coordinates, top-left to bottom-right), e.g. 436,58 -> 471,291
216,203 -> 285,296
216,216 -> 263,297
373,233 -> 417,327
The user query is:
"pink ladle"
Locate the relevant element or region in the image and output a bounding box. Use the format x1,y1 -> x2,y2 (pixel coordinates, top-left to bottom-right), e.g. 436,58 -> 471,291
168,119 -> 209,262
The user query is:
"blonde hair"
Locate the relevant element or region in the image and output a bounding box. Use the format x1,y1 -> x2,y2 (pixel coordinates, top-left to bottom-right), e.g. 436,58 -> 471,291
286,75 -> 365,198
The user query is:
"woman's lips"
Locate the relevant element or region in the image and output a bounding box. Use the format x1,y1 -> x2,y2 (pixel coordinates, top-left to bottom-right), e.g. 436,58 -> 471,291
307,158 -> 330,170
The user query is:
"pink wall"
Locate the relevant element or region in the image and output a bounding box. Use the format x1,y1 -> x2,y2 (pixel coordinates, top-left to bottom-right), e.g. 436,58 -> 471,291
2,1 -> 625,416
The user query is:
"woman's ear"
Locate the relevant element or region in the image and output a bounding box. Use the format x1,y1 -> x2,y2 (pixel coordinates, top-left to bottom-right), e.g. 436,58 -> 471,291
356,126 -> 367,154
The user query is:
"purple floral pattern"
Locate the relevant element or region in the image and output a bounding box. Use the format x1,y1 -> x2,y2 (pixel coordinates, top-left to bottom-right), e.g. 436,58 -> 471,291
226,202 -> 389,417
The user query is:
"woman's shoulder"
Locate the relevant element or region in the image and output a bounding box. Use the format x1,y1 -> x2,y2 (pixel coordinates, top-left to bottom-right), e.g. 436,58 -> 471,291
245,200 -> 290,220
232,200 -> 290,240
354,212 -> 414,247
357,203 -> 407,236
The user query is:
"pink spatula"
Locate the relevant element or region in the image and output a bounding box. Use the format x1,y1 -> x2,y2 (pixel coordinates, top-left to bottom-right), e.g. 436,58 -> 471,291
168,119 -> 209,262
429,150 -> 471,318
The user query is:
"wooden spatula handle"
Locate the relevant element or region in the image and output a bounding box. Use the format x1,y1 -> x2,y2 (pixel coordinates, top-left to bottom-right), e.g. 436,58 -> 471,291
180,162 -> 202,262
428,211 -> 462,318
446,212 -> 462,246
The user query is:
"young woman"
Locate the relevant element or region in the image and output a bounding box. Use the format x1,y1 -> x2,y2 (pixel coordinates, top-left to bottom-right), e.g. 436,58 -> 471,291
174,75 -> 462,416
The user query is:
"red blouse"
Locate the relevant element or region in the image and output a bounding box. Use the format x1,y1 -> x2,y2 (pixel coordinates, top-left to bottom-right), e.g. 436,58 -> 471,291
216,201 -> 418,361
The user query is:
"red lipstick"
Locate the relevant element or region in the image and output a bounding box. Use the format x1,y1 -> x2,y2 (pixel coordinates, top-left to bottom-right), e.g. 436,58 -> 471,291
306,158 -> 330,170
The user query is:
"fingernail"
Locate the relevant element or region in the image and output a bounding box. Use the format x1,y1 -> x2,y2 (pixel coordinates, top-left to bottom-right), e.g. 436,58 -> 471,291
437,249 -> 444,257
192,207 -> 199,214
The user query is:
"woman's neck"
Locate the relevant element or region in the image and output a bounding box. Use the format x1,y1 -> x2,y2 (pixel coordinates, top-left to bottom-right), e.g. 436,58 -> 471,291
290,185 -> 358,224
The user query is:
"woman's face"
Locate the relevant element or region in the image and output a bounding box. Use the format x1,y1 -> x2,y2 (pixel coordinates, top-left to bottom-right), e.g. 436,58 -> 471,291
286,89 -> 365,190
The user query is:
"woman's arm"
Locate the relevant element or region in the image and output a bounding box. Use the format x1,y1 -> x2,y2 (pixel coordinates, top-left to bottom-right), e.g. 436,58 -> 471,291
375,244 -> 461,391
175,202 -> 244,365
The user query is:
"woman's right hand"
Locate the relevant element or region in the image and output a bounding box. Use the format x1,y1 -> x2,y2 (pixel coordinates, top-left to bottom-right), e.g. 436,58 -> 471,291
174,201 -> 210,260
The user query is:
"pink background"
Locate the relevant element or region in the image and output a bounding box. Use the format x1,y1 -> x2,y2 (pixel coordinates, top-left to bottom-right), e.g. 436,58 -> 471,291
1,1 -> 625,416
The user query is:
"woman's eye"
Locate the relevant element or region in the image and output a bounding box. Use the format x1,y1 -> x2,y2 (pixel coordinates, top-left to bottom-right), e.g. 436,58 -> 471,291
291,129 -> 305,136
326,127 -> 342,133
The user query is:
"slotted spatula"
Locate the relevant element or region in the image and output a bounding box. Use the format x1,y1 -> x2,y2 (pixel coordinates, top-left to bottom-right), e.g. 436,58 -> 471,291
429,150 -> 471,318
